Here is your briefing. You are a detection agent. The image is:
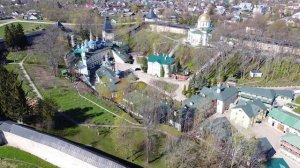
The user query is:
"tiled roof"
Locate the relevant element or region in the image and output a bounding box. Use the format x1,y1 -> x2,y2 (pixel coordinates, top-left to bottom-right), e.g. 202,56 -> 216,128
148,54 -> 174,65
269,108 -> 300,131
281,133 -> 300,149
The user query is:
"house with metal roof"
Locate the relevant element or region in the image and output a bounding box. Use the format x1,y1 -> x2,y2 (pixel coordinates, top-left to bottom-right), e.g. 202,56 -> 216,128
0,121 -> 139,168
239,86 -> 294,107
147,53 -> 175,77
280,133 -> 300,164
199,84 -> 239,114
268,108 -> 300,136
230,99 -> 268,128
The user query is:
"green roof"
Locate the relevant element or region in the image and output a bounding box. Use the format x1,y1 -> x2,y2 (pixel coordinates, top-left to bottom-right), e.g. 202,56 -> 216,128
148,54 -> 174,65
233,99 -> 267,118
239,86 -> 275,100
281,133 -> 300,149
201,86 -> 238,101
269,108 -> 300,131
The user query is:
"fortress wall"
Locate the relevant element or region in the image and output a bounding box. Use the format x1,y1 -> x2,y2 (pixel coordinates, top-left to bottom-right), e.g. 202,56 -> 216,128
3,131 -> 97,168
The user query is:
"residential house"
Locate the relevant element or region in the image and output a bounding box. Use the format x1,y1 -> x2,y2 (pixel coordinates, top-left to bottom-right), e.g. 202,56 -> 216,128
230,99 -> 268,128
170,95 -> 214,131
280,133 -> 300,164
200,84 -> 239,114
250,69 -> 263,78
147,53 -> 175,77
268,108 -> 300,136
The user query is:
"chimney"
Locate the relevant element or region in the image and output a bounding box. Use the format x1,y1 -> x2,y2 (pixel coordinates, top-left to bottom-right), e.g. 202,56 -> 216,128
89,30 -> 93,41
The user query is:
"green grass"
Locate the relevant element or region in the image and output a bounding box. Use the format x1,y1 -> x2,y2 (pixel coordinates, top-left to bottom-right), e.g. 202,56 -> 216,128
0,22 -> 50,38
151,80 -> 179,93
295,96 -> 300,104
6,51 -> 26,63
24,64 -> 177,168
0,146 -> 56,168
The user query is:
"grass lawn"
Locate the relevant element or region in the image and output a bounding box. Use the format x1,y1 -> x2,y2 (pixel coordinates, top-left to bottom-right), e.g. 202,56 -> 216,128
0,146 -> 56,168
0,22 -> 50,38
6,51 -> 26,63
151,80 -> 179,93
295,96 -> 300,104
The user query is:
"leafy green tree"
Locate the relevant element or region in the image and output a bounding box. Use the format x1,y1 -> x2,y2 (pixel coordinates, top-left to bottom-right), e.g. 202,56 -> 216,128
160,65 -> 165,77
4,25 -> 13,49
0,50 -> 8,65
0,66 -> 29,121
141,56 -> 148,72
31,98 -> 58,129
4,23 -> 27,50
15,23 -> 28,50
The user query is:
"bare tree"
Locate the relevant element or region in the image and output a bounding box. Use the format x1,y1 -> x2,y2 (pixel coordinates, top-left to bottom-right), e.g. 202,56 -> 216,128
35,27 -> 67,76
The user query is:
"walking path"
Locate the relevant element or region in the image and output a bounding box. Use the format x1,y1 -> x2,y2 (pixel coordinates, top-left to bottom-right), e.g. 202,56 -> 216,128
17,57 -> 43,99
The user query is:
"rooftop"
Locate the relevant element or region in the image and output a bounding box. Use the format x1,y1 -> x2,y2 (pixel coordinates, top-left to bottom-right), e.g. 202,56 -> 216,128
148,53 -> 174,65
269,108 -> 300,131
201,86 -> 239,101
281,133 -> 300,149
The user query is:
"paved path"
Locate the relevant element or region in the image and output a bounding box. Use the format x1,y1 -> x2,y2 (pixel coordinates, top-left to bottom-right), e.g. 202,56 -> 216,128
17,57 -> 43,99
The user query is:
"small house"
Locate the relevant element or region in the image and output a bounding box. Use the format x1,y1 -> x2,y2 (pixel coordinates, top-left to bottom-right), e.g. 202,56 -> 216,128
250,69 -> 262,78
230,99 -> 268,128
147,53 -> 175,77
268,108 -> 300,135
280,134 -> 300,164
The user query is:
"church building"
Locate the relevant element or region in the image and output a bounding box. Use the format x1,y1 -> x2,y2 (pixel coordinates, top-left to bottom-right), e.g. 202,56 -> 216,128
186,12 -> 213,46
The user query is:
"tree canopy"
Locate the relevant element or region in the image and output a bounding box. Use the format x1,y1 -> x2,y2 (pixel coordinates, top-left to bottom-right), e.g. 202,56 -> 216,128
4,23 -> 28,50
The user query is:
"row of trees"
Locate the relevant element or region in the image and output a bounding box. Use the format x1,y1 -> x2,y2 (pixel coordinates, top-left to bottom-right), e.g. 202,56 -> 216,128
0,66 -> 57,129
4,23 -> 28,50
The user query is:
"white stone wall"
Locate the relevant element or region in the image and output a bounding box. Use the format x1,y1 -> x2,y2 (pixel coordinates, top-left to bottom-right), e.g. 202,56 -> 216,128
112,50 -> 126,63
275,97 -> 292,107
147,62 -> 170,77
149,24 -> 187,34
3,132 -> 98,168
